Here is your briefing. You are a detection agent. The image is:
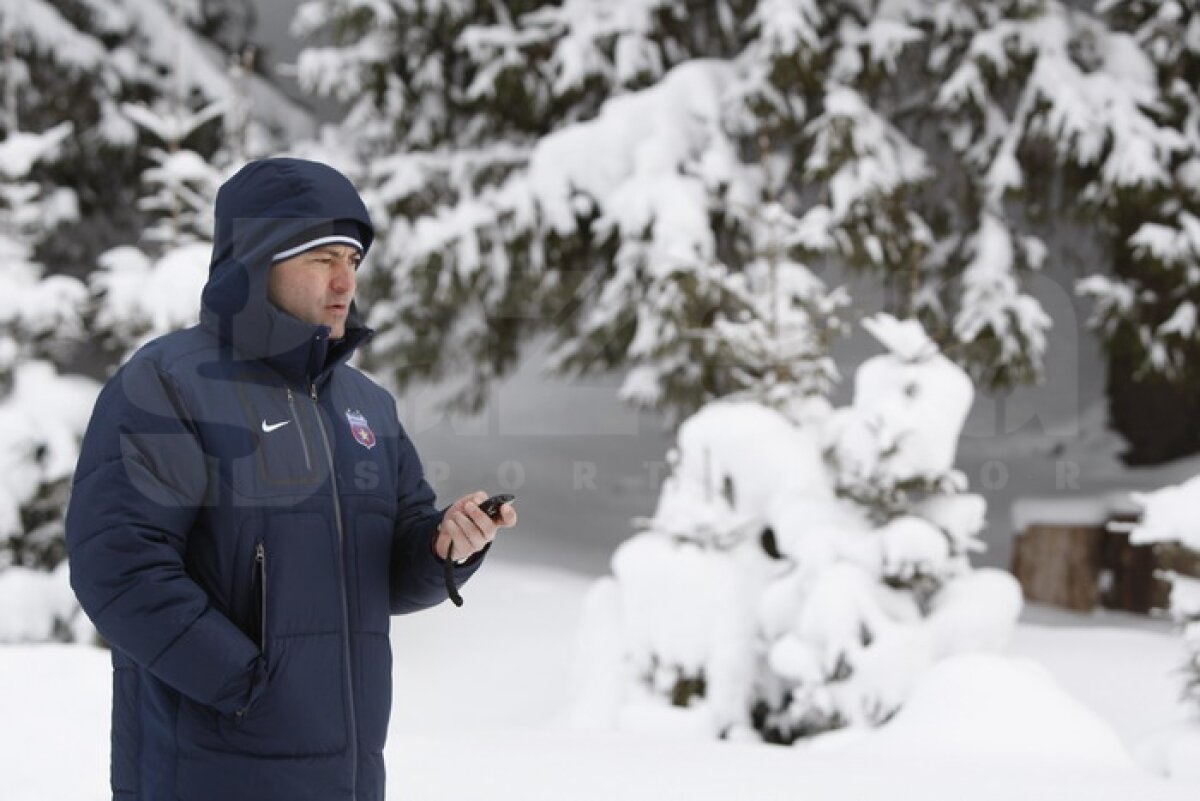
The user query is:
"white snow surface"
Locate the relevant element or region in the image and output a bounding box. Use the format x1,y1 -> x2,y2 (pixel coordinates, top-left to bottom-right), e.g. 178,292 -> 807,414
0,562 -> 93,643
846,652 -> 1134,769
1012,491 -> 1137,532
1,558 -> 1196,800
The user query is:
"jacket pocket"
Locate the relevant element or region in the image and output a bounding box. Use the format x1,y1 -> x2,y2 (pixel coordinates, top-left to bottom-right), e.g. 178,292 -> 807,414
176,633 -> 348,759
175,511 -> 349,759
222,633 -> 348,757
222,513 -> 347,757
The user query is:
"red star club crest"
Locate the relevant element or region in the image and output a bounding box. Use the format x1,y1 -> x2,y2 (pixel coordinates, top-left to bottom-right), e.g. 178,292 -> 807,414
345,409 -> 376,450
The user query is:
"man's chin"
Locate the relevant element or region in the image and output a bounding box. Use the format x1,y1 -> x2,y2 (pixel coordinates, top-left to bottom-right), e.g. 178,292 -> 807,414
321,318 -> 346,339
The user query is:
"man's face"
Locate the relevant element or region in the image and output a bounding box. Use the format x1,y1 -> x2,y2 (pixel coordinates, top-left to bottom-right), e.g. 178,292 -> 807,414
268,245 -> 361,339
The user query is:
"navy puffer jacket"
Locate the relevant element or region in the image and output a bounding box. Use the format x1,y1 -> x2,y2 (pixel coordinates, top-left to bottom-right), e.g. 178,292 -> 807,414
66,158 -> 483,801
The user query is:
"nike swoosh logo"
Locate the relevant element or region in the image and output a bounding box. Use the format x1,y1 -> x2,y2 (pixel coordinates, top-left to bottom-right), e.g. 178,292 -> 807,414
261,419 -> 291,433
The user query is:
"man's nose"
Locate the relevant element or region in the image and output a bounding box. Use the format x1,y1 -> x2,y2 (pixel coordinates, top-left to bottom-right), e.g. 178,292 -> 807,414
330,258 -> 356,293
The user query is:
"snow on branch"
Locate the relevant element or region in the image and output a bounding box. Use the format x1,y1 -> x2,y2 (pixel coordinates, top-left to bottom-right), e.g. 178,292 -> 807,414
952,213 -> 1051,381
1,0 -> 107,71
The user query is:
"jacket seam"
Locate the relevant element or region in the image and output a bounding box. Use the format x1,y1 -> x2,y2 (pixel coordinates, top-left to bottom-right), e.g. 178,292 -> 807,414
153,362 -> 204,442
70,453 -> 126,488
71,450 -> 199,506
70,359 -> 206,489
67,494 -> 188,550
144,607 -> 205,673
89,572 -> 156,624
269,630 -> 342,639
145,337 -> 216,370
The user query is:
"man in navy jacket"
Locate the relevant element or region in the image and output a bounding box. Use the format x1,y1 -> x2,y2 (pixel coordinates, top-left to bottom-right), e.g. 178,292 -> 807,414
65,157 -> 516,801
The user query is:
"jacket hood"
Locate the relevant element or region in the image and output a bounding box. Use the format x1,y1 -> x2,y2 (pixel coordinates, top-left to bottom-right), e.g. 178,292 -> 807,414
200,157 -> 376,388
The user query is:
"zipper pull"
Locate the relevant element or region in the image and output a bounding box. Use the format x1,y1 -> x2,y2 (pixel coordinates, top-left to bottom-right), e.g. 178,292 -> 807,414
255,542 -> 265,563
286,387 -> 293,403
310,383 -> 318,401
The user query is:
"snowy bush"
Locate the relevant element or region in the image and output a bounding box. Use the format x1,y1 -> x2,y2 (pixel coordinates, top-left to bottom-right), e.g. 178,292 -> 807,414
573,315 -> 1021,743
1131,479 -> 1200,716
1127,479 -> 1200,779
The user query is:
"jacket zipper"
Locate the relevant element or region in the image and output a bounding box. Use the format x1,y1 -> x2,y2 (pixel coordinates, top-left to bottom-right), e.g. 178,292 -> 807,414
286,387 -> 312,470
310,381 -> 358,799
254,542 -> 267,651
235,541 -> 268,725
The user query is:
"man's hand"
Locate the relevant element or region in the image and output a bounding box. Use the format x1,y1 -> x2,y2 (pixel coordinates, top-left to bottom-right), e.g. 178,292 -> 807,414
434,491 -> 517,562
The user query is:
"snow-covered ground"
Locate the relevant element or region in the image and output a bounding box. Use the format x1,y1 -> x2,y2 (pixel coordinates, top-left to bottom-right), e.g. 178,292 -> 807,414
2,557 -> 1197,801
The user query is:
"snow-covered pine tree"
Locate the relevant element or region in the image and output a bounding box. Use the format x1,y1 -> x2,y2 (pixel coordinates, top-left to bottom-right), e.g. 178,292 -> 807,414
916,0 -> 1200,464
0,122 -> 97,573
753,315 -> 1009,741
82,0 -> 301,359
786,0 -> 1054,390
292,0 -> 790,418
0,1 -> 306,641
0,0 -> 309,286
744,0 -> 1200,463
573,315 -> 1020,743
0,0 -> 312,366
1072,0 -> 1200,464
88,97 -> 226,357
293,0 -> 1066,422
681,200 -> 848,419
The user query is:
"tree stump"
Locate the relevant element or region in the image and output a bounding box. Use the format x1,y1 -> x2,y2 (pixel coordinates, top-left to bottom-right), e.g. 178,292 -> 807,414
1100,529 -> 1159,614
1011,525 -> 1104,611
